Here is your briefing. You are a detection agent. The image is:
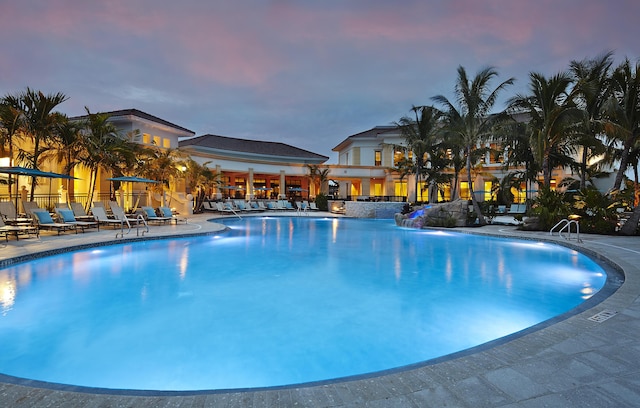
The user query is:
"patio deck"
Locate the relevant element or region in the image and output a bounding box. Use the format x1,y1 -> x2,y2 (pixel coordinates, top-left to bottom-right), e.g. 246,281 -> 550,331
0,212 -> 639,407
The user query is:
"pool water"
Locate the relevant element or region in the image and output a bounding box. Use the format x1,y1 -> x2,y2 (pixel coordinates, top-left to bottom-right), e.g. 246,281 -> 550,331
0,217 -> 606,391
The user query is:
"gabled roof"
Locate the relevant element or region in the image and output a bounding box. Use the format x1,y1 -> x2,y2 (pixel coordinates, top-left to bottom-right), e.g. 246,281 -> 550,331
71,108 -> 195,135
179,134 -> 329,163
332,125 -> 399,151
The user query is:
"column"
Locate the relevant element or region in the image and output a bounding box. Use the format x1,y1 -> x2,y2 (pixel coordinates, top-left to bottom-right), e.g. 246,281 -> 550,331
247,168 -> 254,201
279,170 -> 286,199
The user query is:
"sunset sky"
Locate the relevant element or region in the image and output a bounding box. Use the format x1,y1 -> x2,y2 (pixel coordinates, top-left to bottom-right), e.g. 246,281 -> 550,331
1,0 -> 638,162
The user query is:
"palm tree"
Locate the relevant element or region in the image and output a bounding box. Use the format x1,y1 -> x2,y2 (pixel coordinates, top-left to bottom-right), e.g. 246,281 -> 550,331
395,105 -> 443,203
78,108 -> 139,208
569,51 -> 614,189
45,117 -> 84,202
499,119 -> 540,202
10,88 -> 69,200
139,148 -> 186,206
433,66 -> 514,224
601,59 -> 640,235
508,71 -> 581,188
0,96 -> 25,199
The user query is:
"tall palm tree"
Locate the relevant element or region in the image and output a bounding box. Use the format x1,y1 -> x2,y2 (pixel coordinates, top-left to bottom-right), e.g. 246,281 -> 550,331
139,148 -> 185,206
499,119 -> 539,202
10,88 -> 69,200
45,117 -> 84,202
0,96 -> 25,198
396,105 -> 443,203
78,108 -> 139,208
508,71 -> 581,188
602,59 -> 640,235
569,51 -> 614,189
433,66 -> 514,224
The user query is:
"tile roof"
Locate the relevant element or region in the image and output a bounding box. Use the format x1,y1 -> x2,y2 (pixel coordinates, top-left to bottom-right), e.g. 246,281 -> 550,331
179,134 -> 329,162
71,109 -> 195,135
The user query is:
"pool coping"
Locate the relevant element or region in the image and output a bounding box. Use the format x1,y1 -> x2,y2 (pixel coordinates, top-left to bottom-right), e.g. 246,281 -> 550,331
1,215 -> 639,407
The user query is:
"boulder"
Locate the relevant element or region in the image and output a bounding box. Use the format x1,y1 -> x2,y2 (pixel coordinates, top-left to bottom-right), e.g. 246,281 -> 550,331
395,200 -> 470,228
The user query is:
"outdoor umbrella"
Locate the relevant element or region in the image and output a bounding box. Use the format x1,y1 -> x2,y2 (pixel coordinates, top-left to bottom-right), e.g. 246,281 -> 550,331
106,176 -> 159,211
0,166 -> 77,211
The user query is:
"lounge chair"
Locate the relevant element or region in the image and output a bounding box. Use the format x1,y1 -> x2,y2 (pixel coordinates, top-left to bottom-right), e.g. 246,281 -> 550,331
248,202 -> 264,212
0,217 -> 38,240
308,202 -> 320,211
109,201 -> 149,236
70,202 -> 98,221
31,209 -> 77,235
295,201 -> 308,215
21,200 -> 42,219
202,201 -> 218,212
158,206 -> 186,224
91,206 -> 127,229
141,206 -> 173,224
0,201 -> 30,224
215,202 -> 242,218
54,207 -> 99,232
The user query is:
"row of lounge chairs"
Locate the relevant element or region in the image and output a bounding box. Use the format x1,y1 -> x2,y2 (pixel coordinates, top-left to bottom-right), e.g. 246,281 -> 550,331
202,200 -> 321,214
0,200 -> 183,240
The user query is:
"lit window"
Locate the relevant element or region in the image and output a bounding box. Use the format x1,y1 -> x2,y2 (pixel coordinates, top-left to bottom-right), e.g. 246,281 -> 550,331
163,138 -> 171,148
375,151 -> 382,166
142,133 -> 151,144
153,135 -> 161,146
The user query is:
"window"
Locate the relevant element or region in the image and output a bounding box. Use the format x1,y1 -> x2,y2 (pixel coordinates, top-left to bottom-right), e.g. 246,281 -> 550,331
153,135 -> 161,146
162,138 -> 171,149
393,150 -> 405,166
142,133 -> 151,144
374,150 -> 382,166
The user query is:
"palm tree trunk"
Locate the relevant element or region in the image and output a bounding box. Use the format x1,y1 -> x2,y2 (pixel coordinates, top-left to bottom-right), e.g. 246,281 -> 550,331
580,148 -> 587,190
620,205 -> 640,235
613,140 -> 631,191
467,148 -> 486,225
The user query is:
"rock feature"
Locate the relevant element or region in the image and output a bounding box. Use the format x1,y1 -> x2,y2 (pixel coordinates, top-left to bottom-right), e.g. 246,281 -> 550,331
395,200 -> 470,228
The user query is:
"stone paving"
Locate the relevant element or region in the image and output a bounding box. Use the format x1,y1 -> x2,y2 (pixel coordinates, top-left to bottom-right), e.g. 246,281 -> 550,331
0,212 -> 639,407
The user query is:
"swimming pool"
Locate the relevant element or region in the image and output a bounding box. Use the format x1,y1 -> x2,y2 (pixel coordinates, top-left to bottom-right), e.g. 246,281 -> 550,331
0,217 -> 608,392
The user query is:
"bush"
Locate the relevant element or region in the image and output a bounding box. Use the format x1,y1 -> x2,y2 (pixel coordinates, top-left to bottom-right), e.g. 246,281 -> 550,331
315,193 -> 329,211
529,187 -> 572,230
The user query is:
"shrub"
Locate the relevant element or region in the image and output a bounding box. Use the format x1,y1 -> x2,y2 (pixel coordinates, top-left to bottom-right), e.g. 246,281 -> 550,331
529,187 -> 572,230
315,193 -> 329,211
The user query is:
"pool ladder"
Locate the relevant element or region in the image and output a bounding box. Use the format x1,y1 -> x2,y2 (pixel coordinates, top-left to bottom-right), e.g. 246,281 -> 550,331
550,219 -> 582,243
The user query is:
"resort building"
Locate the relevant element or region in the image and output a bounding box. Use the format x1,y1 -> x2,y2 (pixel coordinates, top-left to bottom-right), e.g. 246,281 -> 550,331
3,107 -> 609,212
67,109 -> 329,212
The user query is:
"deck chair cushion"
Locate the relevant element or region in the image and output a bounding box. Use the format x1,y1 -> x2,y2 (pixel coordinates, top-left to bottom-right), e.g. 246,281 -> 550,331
33,209 -> 54,224
159,207 -> 173,217
143,207 -> 157,218
57,208 -> 76,223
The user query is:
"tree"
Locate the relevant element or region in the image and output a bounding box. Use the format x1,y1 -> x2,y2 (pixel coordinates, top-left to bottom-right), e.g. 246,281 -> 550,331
395,105 -> 444,203
306,164 -> 330,197
508,71 -> 581,188
602,59 -> 640,235
433,66 -> 514,224
139,148 -> 186,206
9,88 -> 69,200
0,95 -> 26,199
569,51 -> 613,189
78,108 -> 140,208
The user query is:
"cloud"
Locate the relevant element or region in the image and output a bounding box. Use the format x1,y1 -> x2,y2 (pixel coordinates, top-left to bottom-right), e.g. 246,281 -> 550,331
1,0 -> 639,160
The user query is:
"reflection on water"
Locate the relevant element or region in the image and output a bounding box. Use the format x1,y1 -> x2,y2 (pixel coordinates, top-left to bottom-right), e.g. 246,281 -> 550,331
0,217 -> 608,391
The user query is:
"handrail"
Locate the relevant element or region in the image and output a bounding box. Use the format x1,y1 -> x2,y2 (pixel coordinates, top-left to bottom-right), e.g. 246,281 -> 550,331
550,218 -> 582,243
136,214 -> 149,236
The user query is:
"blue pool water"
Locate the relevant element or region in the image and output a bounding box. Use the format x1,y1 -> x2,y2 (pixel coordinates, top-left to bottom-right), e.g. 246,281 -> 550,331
0,217 -> 606,391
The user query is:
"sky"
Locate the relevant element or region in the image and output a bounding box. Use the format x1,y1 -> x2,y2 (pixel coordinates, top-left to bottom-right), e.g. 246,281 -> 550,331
1,0 -> 639,163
